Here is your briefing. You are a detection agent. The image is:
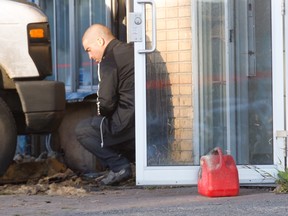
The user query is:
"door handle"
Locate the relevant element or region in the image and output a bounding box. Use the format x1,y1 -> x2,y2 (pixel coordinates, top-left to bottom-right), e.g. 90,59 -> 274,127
137,0 -> 156,53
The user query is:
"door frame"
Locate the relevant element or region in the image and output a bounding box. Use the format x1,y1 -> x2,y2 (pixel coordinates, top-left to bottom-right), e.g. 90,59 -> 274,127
133,0 -> 285,186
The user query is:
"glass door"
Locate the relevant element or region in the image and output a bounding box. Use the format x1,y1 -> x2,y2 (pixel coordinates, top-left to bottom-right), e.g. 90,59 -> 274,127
133,0 -> 286,185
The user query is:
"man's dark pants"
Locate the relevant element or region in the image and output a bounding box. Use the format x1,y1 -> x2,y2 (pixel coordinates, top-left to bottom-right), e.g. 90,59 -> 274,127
75,117 -> 135,172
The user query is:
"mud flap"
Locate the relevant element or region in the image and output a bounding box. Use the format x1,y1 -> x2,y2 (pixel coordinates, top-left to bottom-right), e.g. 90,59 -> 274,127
15,80 -> 65,133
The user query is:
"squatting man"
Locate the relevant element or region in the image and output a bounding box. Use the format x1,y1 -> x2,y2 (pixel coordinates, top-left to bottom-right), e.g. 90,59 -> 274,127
75,24 -> 135,186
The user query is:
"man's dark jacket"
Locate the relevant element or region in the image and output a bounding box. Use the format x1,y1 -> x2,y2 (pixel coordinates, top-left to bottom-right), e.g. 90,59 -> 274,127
92,39 -> 135,146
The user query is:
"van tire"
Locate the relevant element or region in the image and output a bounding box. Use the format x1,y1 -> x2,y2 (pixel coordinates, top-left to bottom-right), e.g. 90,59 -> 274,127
0,98 -> 17,176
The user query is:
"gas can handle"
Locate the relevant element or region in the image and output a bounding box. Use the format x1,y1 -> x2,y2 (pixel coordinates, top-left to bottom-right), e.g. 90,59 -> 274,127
209,147 -> 224,167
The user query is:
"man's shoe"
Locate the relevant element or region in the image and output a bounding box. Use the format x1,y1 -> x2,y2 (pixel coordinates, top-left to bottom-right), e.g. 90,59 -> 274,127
100,166 -> 132,186
81,171 -> 108,180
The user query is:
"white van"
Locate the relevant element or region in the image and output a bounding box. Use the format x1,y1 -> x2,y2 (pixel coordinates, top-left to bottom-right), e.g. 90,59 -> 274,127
0,0 -> 65,175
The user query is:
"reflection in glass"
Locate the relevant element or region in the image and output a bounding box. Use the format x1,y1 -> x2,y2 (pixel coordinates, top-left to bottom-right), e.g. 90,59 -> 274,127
196,0 -> 227,157
196,0 -> 273,165
146,56 -> 173,165
55,0 -> 70,86
76,0 -> 106,89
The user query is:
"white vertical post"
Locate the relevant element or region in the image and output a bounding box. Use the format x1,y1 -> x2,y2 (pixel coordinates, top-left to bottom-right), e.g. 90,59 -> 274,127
133,0 -> 147,185
272,0 -> 286,171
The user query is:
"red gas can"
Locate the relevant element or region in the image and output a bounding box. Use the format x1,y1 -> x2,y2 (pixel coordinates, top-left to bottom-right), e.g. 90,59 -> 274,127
198,147 -> 239,197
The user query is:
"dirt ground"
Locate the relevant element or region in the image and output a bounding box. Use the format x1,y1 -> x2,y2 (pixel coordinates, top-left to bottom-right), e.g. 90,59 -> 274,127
0,156 -> 137,196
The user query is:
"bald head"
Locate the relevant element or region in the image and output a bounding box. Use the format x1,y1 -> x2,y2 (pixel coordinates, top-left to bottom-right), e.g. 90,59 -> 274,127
82,24 -> 115,63
82,24 -> 115,45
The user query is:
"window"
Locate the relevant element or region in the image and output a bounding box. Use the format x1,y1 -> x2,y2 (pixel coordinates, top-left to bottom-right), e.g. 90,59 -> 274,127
38,0 -> 108,100
194,0 -> 273,165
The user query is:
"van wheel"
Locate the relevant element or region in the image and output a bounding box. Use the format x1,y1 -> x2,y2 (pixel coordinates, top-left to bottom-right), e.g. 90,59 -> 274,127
0,98 -> 17,176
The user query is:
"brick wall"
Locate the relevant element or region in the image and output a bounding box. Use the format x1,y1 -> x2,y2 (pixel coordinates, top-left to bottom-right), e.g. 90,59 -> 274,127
146,0 -> 194,164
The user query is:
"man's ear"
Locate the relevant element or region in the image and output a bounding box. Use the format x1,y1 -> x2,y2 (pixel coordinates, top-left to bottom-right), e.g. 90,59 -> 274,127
97,37 -> 104,46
